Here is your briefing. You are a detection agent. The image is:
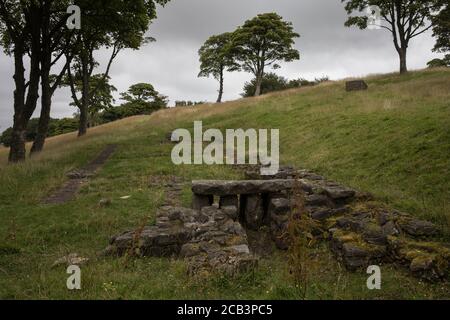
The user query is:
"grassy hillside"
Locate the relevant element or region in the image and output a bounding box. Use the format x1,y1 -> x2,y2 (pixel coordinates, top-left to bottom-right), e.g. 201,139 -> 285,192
0,68 -> 449,299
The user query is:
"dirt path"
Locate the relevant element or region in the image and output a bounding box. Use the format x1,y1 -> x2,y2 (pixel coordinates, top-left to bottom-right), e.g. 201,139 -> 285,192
44,144 -> 118,205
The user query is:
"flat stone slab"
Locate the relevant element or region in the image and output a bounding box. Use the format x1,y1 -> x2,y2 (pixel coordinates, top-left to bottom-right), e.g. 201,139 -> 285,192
192,180 -> 295,196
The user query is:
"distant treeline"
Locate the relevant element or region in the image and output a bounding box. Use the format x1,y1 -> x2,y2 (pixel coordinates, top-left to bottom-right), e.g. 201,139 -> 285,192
0,82 -> 168,147
0,118 -> 78,147
241,73 -> 329,98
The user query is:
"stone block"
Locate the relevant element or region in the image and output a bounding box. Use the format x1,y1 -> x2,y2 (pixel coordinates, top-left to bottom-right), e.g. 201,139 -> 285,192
346,80 -> 368,92
242,194 -> 265,230
192,194 -> 214,211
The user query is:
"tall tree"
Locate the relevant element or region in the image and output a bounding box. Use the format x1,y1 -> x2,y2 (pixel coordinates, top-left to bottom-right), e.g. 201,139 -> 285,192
120,83 -> 159,103
231,13 -> 300,96
0,0 -> 43,162
65,0 -> 169,137
31,0 -> 76,155
198,32 -> 239,103
432,1 -> 449,53
341,0 -> 443,74
66,74 -> 117,127
119,82 -> 168,114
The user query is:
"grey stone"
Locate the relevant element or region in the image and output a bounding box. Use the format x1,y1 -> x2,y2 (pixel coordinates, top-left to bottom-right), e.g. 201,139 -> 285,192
192,180 -> 295,196
331,232 -> 387,270
321,185 -> 356,201
362,224 -> 388,245
219,195 -> 239,209
268,198 -> 291,216
310,208 -> 333,221
229,245 -> 251,255
381,221 -> 399,237
346,80 -> 368,92
397,218 -> 439,237
221,206 -> 238,220
305,194 -> 330,207
192,194 -> 213,211
180,243 -> 201,258
242,195 -> 265,230
107,206 -> 256,276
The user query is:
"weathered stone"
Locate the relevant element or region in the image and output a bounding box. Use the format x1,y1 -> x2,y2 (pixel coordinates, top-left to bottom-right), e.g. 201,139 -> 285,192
321,185 -> 356,201
330,229 -> 387,270
309,206 -> 349,221
242,195 -> 265,230
397,218 -> 439,237
336,212 -> 371,231
268,198 -> 291,216
192,180 -> 295,196
229,244 -> 251,255
180,243 -> 201,258
305,194 -> 330,207
376,211 -> 395,226
219,195 -> 239,209
341,243 -> 386,270
219,206 -> 238,220
192,194 -> 214,211
362,223 -> 388,245
310,208 -> 333,221
381,220 -> 399,237
187,250 -> 257,277
108,206 -> 256,276
388,238 -> 450,281
346,80 -> 368,92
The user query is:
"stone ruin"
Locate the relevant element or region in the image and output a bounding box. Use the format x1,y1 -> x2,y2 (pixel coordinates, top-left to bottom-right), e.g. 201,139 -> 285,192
346,80 -> 368,92
106,166 -> 450,282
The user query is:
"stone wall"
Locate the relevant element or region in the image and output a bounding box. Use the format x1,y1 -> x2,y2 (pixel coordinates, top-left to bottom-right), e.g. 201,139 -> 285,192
242,165 -> 450,282
106,166 -> 449,281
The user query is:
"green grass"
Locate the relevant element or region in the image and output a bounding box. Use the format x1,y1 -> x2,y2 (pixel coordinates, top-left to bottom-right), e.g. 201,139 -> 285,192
0,68 -> 449,299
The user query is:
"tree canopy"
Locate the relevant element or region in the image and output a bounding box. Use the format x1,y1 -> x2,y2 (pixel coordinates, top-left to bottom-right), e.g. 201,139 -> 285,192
198,32 -> 239,102
231,13 -> 300,96
121,83 -> 159,103
432,2 -> 450,53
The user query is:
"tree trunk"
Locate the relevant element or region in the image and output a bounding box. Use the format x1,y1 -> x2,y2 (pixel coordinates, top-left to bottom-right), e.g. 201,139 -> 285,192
78,55 -> 90,137
8,9 -> 41,163
30,69 -> 51,154
30,16 -> 52,155
8,124 -> 27,163
8,43 -> 27,163
399,47 -> 408,74
217,68 -> 224,103
254,72 -> 263,96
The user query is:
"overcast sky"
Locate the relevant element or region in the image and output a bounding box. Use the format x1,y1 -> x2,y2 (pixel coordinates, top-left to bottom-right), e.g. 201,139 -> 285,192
0,0 -> 442,131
